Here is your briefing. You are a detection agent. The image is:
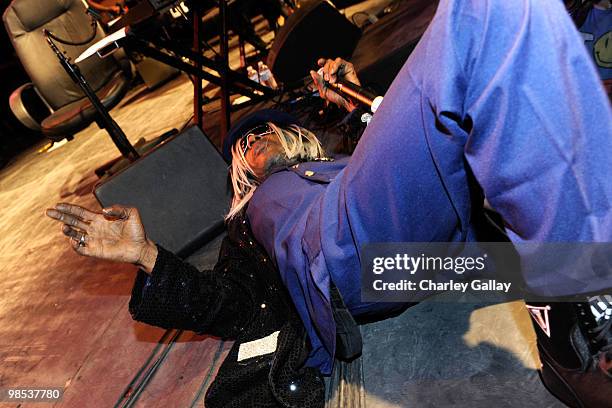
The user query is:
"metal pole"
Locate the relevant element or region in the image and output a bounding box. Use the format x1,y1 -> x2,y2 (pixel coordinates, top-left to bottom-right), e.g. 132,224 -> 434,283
193,7 -> 203,130
44,32 -> 139,161
219,0 -> 231,138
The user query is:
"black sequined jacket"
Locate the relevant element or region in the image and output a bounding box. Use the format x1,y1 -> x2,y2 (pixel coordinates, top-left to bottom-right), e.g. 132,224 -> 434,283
128,216 -> 325,408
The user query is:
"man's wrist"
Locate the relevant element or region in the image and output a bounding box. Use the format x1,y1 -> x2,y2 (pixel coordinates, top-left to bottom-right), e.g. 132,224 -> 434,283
137,240 -> 158,274
342,98 -> 358,113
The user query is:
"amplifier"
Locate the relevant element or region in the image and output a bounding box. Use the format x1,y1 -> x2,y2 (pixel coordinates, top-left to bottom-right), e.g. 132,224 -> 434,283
94,126 -> 230,257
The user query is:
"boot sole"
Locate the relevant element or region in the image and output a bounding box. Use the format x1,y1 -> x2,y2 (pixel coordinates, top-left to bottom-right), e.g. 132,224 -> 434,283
538,344 -> 583,408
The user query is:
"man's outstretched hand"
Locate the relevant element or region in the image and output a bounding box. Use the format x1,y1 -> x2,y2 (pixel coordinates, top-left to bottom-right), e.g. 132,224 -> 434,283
310,57 -> 361,112
46,203 -> 158,273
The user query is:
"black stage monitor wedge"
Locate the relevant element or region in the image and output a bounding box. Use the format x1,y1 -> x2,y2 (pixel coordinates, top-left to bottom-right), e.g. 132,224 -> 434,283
267,0 -> 362,84
94,126 -> 230,257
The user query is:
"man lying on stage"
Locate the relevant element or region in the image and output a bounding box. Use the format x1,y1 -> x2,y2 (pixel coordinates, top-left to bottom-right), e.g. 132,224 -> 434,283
47,0 -> 611,406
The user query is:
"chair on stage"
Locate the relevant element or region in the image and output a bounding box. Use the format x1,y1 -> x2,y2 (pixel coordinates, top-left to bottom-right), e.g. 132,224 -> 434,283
3,0 -> 132,150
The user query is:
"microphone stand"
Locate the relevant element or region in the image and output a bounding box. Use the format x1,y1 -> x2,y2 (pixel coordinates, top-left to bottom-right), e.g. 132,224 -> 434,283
44,29 -> 140,161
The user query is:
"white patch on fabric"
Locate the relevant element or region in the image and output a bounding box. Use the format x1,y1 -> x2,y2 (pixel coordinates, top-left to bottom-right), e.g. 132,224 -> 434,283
526,304 -> 551,337
237,331 -> 280,362
589,294 -> 612,321
580,32 -> 594,42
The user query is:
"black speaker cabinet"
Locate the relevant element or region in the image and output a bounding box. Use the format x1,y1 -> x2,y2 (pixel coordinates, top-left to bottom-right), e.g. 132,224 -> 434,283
94,126 -> 230,257
267,0 -> 361,84
351,0 -> 438,93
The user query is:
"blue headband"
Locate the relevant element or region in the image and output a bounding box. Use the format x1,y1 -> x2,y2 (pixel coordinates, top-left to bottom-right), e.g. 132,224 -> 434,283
222,109 -> 301,162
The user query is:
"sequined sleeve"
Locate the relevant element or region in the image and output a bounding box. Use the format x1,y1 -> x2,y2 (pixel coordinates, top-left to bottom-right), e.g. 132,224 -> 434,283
128,240 -> 254,339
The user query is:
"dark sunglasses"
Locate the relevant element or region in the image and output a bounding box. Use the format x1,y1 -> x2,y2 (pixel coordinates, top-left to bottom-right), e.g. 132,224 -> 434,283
239,124 -> 275,156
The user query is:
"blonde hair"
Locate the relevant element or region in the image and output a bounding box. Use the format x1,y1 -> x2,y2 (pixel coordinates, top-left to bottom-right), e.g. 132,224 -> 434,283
226,122 -> 325,220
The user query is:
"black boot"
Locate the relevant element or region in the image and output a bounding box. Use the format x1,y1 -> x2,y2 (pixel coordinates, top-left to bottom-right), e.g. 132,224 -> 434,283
526,300 -> 612,408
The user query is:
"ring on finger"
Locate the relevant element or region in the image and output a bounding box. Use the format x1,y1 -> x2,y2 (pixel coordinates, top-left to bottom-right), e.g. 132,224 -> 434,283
78,234 -> 86,247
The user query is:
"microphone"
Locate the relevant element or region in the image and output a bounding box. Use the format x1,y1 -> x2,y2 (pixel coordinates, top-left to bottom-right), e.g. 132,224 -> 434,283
317,68 -> 384,113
